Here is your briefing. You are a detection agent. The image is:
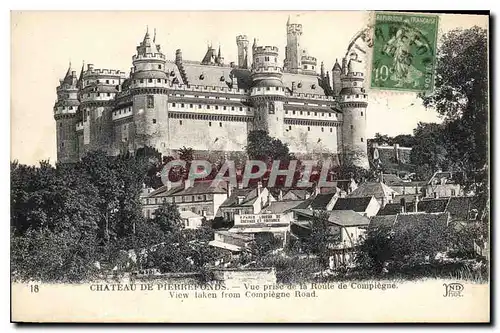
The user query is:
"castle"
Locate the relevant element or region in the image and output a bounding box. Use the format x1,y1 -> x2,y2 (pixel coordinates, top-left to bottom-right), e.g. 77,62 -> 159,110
54,17 -> 369,169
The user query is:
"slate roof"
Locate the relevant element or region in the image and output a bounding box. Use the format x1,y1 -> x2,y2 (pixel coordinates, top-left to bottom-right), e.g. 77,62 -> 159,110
446,196 -> 481,220
181,62 -> 233,88
283,189 -> 311,200
377,203 -> 402,216
381,174 -> 404,185
309,192 -> 337,210
282,72 -> 325,95
333,196 -> 373,212
348,182 -> 398,199
147,180 -> 226,198
220,188 -> 259,207
260,200 -> 304,214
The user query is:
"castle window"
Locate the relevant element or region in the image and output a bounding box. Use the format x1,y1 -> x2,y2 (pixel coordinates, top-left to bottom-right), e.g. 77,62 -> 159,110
181,103 -> 185,107
198,104 -> 202,108
353,82 -> 357,86
351,125 -> 353,129
216,96 -> 220,99
172,102 -> 176,107
180,120 -> 183,125
256,58 -> 259,63
289,126 -> 292,130
157,79 -> 161,83
199,74 -> 205,80
307,111 -> 310,116
153,119 -> 156,124
106,80 -> 109,84
223,106 -> 227,110
205,96 -> 209,98
314,112 -> 317,116
285,111 -> 288,114
59,123 -> 62,127
107,93 -> 111,97
219,122 -> 222,127
69,106 -> 73,110
147,95 -> 154,108
266,87 -> 270,91
158,65 -> 162,69
275,87 -> 279,91
140,79 -> 144,83
321,128 -> 324,132
356,94 -> 359,98
311,84 -> 316,89
189,104 -> 193,108
207,105 -> 210,109
61,142 -> 64,147
209,122 -> 212,127
97,80 -> 100,84
231,107 -> 235,111
300,111 -> 303,115
292,111 -> 295,115
361,111 -> 363,116
297,83 -> 302,88
361,138 -> 364,142
97,93 -> 100,97
148,79 -> 153,83
265,56 -> 269,61
330,128 -> 333,133
307,127 -> 310,131
215,106 -> 219,110
194,95 -> 199,98
239,107 -> 243,111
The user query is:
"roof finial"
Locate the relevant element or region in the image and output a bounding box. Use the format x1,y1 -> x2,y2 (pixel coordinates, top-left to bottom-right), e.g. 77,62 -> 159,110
287,15 -> 290,25
153,28 -> 156,43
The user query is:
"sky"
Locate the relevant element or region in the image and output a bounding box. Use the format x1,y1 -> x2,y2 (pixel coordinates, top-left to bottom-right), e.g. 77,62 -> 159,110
10,11 -> 488,165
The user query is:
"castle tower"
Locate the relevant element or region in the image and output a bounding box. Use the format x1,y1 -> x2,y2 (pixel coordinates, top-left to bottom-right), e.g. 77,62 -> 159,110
300,49 -> 317,75
332,59 -> 342,97
130,28 -> 169,155
284,15 -> 302,74
339,59 -> 369,169
250,44 -> 286,139
236,35 -> 249,69
54,63 -> 79,163
79,63 -> 125,155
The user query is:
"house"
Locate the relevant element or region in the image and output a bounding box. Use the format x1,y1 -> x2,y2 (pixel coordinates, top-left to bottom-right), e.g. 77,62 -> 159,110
348,181 -> 398,207
369,212 -> 450,232
388,180 -> 427,196
142,179 -> 228,220
217,182 -> 275,222
332,196 -> 381,217
281,188 -> 312,201
423,171 -> 463,198
180,211 -> 204,229
290,209 -> 371,268
209,230 -> 254,253
226,200 -> 305,247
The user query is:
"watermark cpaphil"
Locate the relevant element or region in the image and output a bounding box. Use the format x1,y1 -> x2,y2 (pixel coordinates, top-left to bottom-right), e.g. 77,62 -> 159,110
159,159 -> 340,188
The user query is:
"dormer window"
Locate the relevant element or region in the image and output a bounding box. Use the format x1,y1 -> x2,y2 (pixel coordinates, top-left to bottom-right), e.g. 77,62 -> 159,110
311,84 -> 316,89
199,74 -> 205,80
297,83 -> 302,88
220,76 -> 225,81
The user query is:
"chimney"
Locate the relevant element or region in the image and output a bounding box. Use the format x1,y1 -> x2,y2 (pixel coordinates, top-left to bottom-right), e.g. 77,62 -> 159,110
237,195 -> 245,205
237,181 -> 244,189
278,189 -> 283,201
291,81 -> 297,94
227,182 -> 233,198
87,64 -> 94,71
257,181 -> 263,197
184,178 -> 193,190
400,198 -> 406,214
414,195 -> 419,213
166,180 -> 172,191
71,71 -> 77,77
175,49 -> 183,65
230,61 -> 236,68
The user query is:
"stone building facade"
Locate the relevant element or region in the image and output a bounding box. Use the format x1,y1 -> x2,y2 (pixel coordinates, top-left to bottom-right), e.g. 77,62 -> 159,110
54,18 -> 369,168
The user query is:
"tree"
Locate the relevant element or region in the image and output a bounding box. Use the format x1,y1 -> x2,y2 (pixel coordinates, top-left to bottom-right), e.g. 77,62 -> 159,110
419,26 -> 488,198
246,130 -> 294,163
301,212 -> 338,268
150,202 -> 183,238
410,122 -> 449,180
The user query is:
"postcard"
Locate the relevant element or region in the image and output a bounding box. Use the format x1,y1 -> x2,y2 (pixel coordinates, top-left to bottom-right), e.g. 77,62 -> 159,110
10,10 -> 490,323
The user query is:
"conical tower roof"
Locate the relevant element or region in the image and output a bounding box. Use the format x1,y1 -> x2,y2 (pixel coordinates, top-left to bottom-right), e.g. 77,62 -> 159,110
332,58 -> 341,72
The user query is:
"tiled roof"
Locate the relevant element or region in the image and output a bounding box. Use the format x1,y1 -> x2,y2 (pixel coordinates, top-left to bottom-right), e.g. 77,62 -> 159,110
382,174 -> 404,185
427,171 -> 457,185
176,180 -> 227,196
333,196 -> 373,212
446,196 -> 482,220
310,192 -> 337,210
369,215 -> 397,229
147,185 -> 183,198
348,182 -> 397,199
417,198 -> 449,213
260,200 -> 304,214
283,189 -> 311,200
327,210 -> 370,227
166,60 -> 185,85
394,212 -> 449,230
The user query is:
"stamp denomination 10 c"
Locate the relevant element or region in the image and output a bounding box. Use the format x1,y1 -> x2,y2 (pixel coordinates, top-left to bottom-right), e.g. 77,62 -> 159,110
371,12 -> 439,93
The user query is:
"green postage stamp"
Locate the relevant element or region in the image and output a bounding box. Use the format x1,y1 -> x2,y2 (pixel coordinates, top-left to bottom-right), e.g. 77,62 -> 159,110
371,12 -> 439,92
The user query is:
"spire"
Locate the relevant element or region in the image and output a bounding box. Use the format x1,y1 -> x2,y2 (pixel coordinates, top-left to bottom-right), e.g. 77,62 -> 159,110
287,15 -> 290,25
320,61 -> 325,77
218,45 -> 221,59
253,38 -> 257,49
347,59 -> 353,73
332,58 -> 341,72
77,61 -> 85,88
153,28 -> 156,43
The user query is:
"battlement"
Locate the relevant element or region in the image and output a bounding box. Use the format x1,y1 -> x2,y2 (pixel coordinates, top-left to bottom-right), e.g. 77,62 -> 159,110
339,93 -> 368,102
301,55 -> 317,63
252,66 -> 283,74
250,86 -> 286,97
236,35 -> 249,43
84,66 -> 126,77
342,72 -> 364,78
285,92 -> 336,101
54,106 -> 77,116
76,122 -> 84,131
169,83 -> 247,95
133,53 -> 166,61
254,46 -> 279,54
